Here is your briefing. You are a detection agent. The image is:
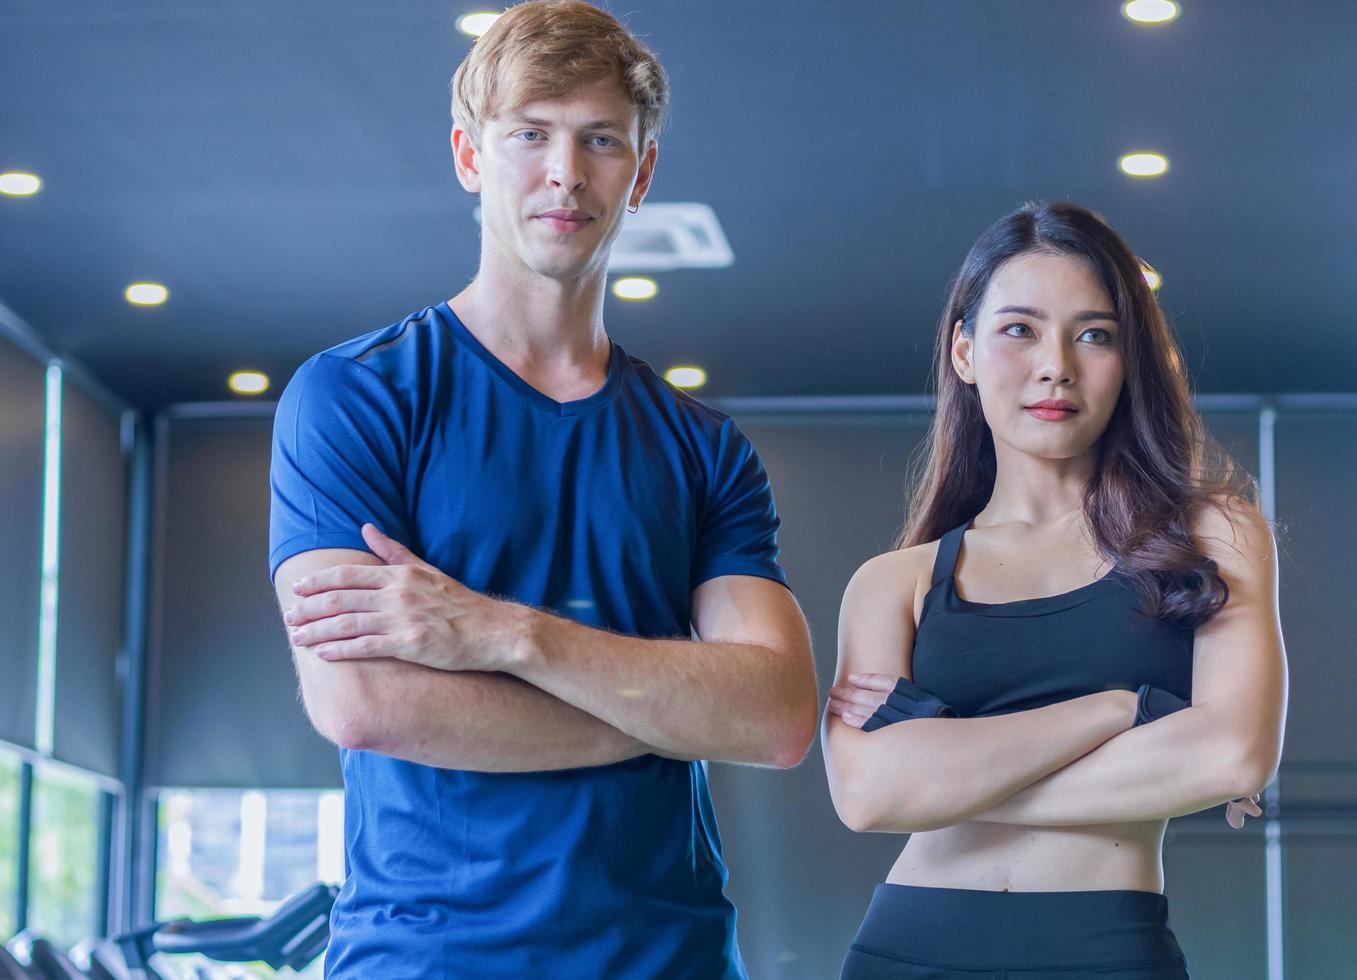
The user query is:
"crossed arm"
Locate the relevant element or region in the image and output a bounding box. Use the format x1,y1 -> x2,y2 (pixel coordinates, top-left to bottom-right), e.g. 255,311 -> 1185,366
824,500 -> 1288,832
273,525 -> 818,773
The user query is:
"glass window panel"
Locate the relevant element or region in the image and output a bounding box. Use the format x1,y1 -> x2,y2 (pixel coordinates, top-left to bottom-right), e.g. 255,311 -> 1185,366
156,788 -> 344,978
0,751 -> 20,940
27,762 -> 99,947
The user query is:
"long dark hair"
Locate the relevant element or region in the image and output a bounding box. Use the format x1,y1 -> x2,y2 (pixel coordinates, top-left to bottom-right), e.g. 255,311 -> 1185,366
898,200 -> 1258,628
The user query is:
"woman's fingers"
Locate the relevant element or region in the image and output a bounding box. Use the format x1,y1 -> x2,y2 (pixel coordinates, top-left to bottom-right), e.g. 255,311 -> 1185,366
829,685 -> 889,708
826,697 -> 869,729
847,673 -> 898,692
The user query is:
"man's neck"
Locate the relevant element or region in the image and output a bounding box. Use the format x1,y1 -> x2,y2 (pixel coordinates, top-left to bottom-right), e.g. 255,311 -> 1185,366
448,262 -> 612,403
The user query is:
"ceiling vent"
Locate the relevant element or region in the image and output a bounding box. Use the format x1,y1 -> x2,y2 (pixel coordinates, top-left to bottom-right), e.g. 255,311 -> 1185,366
472,202 -> 734,272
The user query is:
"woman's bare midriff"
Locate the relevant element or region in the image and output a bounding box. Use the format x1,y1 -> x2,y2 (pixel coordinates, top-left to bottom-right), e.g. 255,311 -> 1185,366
886,818 -> 1168,893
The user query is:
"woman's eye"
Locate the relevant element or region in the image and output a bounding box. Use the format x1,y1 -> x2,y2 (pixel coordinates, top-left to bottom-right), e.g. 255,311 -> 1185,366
1002,323 -> 1031,337
1081,328 -> 1114,344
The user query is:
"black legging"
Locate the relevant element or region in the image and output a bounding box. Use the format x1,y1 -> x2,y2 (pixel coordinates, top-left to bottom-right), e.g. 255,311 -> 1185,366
841,884 -> 1190,979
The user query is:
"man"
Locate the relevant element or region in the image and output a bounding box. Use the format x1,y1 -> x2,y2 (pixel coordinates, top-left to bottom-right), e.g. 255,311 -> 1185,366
268,2 -> 818,976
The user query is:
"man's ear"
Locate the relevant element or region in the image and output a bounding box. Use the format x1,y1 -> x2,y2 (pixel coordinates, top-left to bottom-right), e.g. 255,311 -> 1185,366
451,126 -> 482,193
950,319 -> 976,385
628,138 -> 659,211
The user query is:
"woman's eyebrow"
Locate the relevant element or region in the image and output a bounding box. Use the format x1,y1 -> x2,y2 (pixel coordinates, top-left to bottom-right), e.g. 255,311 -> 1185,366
991,305 -> 1117,322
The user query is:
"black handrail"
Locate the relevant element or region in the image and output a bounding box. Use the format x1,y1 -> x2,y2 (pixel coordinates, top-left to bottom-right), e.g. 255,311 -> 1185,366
113,882 -> 336,973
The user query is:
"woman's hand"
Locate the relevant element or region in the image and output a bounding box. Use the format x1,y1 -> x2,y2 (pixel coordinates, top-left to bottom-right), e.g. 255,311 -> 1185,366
1226,793 -> 1263,828
826,673 -> 897,729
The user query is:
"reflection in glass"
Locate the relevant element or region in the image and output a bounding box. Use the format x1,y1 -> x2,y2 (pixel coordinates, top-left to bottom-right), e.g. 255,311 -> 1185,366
28,762 -> 99,947
156,788 -> 344,978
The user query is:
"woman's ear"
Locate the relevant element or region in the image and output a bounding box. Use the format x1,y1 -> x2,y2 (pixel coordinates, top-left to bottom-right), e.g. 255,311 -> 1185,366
950,319 -> 976,385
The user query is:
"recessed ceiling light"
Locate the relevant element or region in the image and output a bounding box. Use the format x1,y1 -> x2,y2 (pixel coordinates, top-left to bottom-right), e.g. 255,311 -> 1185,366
1118,152 -> 1169,178
665,366 -> 706,390
0,171 -> 42,197
457,12 -> 500,37
125,282 -> 169,306
1122,0 -> 1180,25
1140,261 -> 1162,292
229,371 -> 270,395
612,277 -> 658,301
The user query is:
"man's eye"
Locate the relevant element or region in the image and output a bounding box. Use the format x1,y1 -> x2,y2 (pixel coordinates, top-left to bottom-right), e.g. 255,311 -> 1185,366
517,131 -> 544,141
589,136 -> 618,147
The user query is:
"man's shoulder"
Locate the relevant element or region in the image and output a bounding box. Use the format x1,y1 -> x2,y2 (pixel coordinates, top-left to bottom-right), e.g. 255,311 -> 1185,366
311,303 -> 443,376
620,347 -> 734,435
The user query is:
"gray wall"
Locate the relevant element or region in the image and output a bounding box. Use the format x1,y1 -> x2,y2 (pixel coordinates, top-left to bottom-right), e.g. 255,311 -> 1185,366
147,414 -> 339,789
140,403 -> 1354,977
0,338 -> 46,751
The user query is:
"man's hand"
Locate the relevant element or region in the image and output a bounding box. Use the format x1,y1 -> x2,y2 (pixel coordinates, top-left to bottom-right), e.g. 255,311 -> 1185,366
284,523 -> 528,672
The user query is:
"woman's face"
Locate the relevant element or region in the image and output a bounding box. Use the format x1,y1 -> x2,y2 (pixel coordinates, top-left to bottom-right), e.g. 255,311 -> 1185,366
951,251 -> 1126,462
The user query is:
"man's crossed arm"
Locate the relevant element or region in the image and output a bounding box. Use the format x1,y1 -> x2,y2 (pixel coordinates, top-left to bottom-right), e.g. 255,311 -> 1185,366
272,525 -> 818,773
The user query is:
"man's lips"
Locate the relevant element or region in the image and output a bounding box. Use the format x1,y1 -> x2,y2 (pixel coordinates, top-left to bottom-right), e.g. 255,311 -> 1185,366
536,210 -> 593,233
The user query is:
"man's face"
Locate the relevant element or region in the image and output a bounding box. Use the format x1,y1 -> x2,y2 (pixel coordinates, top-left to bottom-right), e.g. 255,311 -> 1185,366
455,78 -> 656,282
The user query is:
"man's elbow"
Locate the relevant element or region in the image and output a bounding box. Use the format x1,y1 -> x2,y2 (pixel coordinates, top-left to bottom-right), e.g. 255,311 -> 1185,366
765,709 -> 817,769
301,671 -> 386,752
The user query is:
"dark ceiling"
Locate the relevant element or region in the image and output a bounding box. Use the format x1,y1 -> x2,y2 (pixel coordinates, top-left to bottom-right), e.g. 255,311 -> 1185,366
2,1 -> 1355,409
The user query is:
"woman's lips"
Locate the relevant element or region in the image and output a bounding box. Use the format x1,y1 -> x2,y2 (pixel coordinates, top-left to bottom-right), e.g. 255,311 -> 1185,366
1024,406 -> 1079,421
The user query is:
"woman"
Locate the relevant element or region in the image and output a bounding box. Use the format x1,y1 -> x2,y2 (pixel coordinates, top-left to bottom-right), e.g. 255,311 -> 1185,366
823,201 -> 1287,979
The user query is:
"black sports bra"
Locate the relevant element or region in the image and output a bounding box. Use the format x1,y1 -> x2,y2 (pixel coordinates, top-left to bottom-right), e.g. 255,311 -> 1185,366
910,519 -> 1193,718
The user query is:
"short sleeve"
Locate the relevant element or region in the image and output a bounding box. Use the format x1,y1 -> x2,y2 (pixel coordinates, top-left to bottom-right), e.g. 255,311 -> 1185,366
268,352 -> 413,581
690,418 -> 789,591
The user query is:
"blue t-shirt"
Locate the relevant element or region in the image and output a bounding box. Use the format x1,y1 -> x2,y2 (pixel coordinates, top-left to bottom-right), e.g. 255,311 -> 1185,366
268,302 -> 788,979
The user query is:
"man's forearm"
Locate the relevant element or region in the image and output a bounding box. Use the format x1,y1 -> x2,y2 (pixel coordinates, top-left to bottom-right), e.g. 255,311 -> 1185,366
970,706 -> 1264,826
299,652 -> 666,772
506,608 -> 816,768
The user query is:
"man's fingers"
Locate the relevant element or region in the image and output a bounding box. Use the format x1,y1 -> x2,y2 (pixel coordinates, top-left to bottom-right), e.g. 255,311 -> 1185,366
291,612 -> 388,648
361,523 -> 430,568
847,673 -> 897,692
312,634 -> 391,662
285,589 -> 386,627
1226,803 -> 1245,830
293,563 -> 392,596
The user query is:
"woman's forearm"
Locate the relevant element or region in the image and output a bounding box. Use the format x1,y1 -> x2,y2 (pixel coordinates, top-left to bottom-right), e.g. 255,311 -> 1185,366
825,689 -> 1138,833
970,705 -> 1268,826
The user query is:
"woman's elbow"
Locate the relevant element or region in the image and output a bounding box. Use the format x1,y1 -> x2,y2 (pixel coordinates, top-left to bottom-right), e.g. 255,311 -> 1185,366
1223,735 -> 1283,799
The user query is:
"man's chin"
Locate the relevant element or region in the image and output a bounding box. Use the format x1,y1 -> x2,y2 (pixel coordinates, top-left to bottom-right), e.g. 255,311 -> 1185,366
524,251 -> 608,283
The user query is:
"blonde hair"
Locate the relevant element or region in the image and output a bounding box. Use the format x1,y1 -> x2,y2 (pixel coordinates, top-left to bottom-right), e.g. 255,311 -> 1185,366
450,0 -> 669,149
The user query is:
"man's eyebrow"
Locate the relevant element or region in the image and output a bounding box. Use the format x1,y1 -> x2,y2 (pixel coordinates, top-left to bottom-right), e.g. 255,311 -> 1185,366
991,305 -> 1118,322
509,114 -> 629,132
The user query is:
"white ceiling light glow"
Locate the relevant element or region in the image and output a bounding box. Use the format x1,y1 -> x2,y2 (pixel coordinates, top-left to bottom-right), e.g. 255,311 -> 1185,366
125,282 -> 169,306
1118,152 -> 1169,178
612,277 -> 658,301
1123,1 -> 1180,25
1140,262 -> 1162,292
665,366 -> 706,390
229,371 -> 270,395
457,12 -> 501,37
0,171 -> 42,196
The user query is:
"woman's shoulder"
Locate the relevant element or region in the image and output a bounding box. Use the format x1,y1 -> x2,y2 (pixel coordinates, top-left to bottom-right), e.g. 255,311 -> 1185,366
1190,494 -> 1277,590
842,539 -> 940,618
